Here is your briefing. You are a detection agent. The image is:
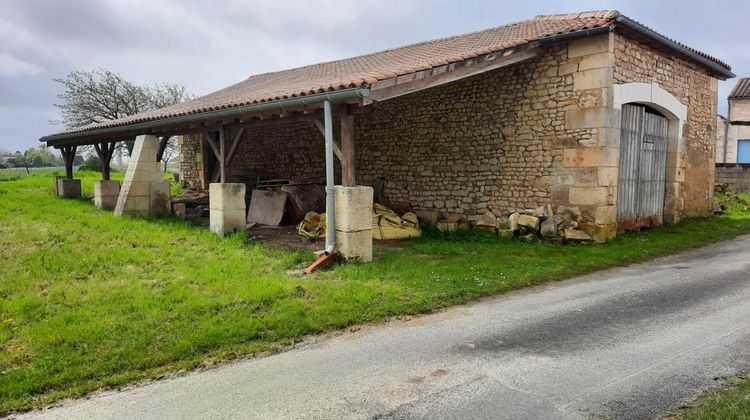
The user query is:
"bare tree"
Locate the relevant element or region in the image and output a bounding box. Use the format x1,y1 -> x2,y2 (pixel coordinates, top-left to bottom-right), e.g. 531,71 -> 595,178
159,137 -> 179,172
53,69 -> 192,155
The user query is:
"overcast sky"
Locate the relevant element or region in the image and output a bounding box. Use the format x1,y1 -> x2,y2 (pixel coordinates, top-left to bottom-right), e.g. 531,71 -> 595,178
0,0 -> 748,152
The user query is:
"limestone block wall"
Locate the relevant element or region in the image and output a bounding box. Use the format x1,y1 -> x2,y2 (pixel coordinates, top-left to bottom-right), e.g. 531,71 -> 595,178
612,33 -> 719,218
715,163 -> 750,193
548,33 -> 618,242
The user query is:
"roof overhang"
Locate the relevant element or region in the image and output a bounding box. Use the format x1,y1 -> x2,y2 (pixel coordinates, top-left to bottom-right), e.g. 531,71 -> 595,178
41,87 -> 371,148
614,16 -> 735,80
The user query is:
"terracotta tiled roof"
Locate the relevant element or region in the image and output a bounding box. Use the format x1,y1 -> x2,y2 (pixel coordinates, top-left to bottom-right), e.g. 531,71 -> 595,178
46,10 -> 731,139
729,78 -> 750,99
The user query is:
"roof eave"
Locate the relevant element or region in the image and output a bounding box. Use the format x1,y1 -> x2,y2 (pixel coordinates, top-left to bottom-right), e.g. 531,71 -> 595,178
40,87 -> 371,147
614,16 -> 735,80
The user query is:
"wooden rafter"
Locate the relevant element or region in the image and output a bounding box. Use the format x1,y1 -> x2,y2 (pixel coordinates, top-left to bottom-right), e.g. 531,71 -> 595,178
156,136 -> 169,162
365,47 -> 540,104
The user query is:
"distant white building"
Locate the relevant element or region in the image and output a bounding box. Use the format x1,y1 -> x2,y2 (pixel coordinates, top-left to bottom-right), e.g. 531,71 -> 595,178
717,78 -> 750,163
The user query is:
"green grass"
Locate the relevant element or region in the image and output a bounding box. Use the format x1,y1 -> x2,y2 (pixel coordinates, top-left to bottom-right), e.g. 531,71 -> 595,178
1,170 -> 750,414
677,376 -> 750,419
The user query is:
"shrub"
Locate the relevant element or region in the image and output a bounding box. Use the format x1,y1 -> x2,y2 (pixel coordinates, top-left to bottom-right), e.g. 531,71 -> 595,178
78,155 -> 102,172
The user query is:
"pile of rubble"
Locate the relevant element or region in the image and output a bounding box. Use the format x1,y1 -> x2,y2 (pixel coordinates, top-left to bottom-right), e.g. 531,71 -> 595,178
298,203 -> 422,240
440,205 -> 595,243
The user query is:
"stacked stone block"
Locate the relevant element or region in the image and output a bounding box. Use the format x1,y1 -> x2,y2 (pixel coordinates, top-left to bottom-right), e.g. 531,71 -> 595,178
114,135 -> 171,217
209,183 -> 247,236
94,180 -> 121,210
334,186 -> 373,262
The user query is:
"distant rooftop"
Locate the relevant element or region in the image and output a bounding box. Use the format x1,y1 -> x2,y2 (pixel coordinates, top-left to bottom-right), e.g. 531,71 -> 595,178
729,78 -> 750,99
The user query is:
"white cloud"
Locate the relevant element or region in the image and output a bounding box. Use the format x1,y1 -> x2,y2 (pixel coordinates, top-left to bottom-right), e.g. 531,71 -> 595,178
0,52 -> 44,76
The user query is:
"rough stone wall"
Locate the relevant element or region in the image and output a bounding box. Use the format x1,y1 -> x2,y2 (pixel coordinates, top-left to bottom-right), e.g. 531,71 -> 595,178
612,33 -> 719,218
354,44 -> 579,218
715,163 -> 750,192
179,134 -> 205,189
228,123 -> 338,184
182,43 -> 595,222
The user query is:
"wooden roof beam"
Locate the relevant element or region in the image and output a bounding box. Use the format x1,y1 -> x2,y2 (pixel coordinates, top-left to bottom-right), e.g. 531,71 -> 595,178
364,46 -> 541,104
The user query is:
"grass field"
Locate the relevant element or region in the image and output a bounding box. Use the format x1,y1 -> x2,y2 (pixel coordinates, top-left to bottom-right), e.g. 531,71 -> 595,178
677,376 -> 750,419
2,170 -> 750,414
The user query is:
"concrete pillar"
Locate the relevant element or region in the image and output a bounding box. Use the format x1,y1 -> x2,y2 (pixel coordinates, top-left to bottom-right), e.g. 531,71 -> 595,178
114,135 -> 171,217
94,180 -> 121,210
56,178 -> 81,198
333,186 -> 373,262
210,183 -> 247,236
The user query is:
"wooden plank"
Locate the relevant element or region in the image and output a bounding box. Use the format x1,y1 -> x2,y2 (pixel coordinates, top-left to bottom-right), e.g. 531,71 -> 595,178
339,109 -> 355,186
365,47 -> 540,104
203,132 -> 221,161
313,119 -> 342,159
225,128 -> 245,166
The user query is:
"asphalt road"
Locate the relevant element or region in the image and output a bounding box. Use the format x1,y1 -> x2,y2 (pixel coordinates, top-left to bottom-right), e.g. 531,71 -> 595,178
25,236 -> 750,419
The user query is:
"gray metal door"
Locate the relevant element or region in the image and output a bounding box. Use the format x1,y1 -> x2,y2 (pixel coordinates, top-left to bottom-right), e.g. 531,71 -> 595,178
616,104 -> 669,231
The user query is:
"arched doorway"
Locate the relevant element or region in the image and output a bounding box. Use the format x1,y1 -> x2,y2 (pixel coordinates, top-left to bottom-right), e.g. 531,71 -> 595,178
613,82 -> 688,231
616,104 -> 669,231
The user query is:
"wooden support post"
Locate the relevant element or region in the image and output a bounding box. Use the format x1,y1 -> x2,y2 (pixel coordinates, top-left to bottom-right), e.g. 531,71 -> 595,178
219,128 -> 226,183
339,108 -> 355,186
61,145 -> 77,179
204,128 -> 241,184
93,141 -> 117,180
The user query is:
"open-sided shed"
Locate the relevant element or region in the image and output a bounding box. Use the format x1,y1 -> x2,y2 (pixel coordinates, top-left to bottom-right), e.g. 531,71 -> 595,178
41,10 -> 733,246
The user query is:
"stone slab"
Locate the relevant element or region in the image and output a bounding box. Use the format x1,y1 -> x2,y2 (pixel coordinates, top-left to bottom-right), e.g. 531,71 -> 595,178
335,229 -> 373,262
57,179 -> 81,198
53,175 -> 65,196
211,209 -> 247,236
334,186 -> 374,232
149,182 -> 171,215
246,189 -> 285,226
94,180 -> 121,210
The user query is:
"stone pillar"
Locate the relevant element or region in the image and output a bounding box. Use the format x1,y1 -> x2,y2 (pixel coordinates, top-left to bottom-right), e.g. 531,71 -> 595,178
114,135 -> 171,217
210,183 -> 247,236
334,186 -> 373,262
94,180 -> 121,210
556,33 -> 618,243
56,178 -> 81,198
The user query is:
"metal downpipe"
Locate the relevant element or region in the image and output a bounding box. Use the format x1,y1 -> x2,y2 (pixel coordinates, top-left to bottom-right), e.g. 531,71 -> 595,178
324,99 -> 336,255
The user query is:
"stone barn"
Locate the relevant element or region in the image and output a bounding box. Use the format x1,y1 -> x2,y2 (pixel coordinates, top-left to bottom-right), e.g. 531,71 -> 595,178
42,10 -> 733,245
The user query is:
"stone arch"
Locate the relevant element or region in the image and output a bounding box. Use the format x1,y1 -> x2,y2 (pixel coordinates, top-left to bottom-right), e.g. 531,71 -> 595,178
612,82 -> 687,224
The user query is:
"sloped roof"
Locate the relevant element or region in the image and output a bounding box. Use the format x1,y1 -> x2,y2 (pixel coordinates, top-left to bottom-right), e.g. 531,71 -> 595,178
43,10 -> 733,141
729,78 -> 750,99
